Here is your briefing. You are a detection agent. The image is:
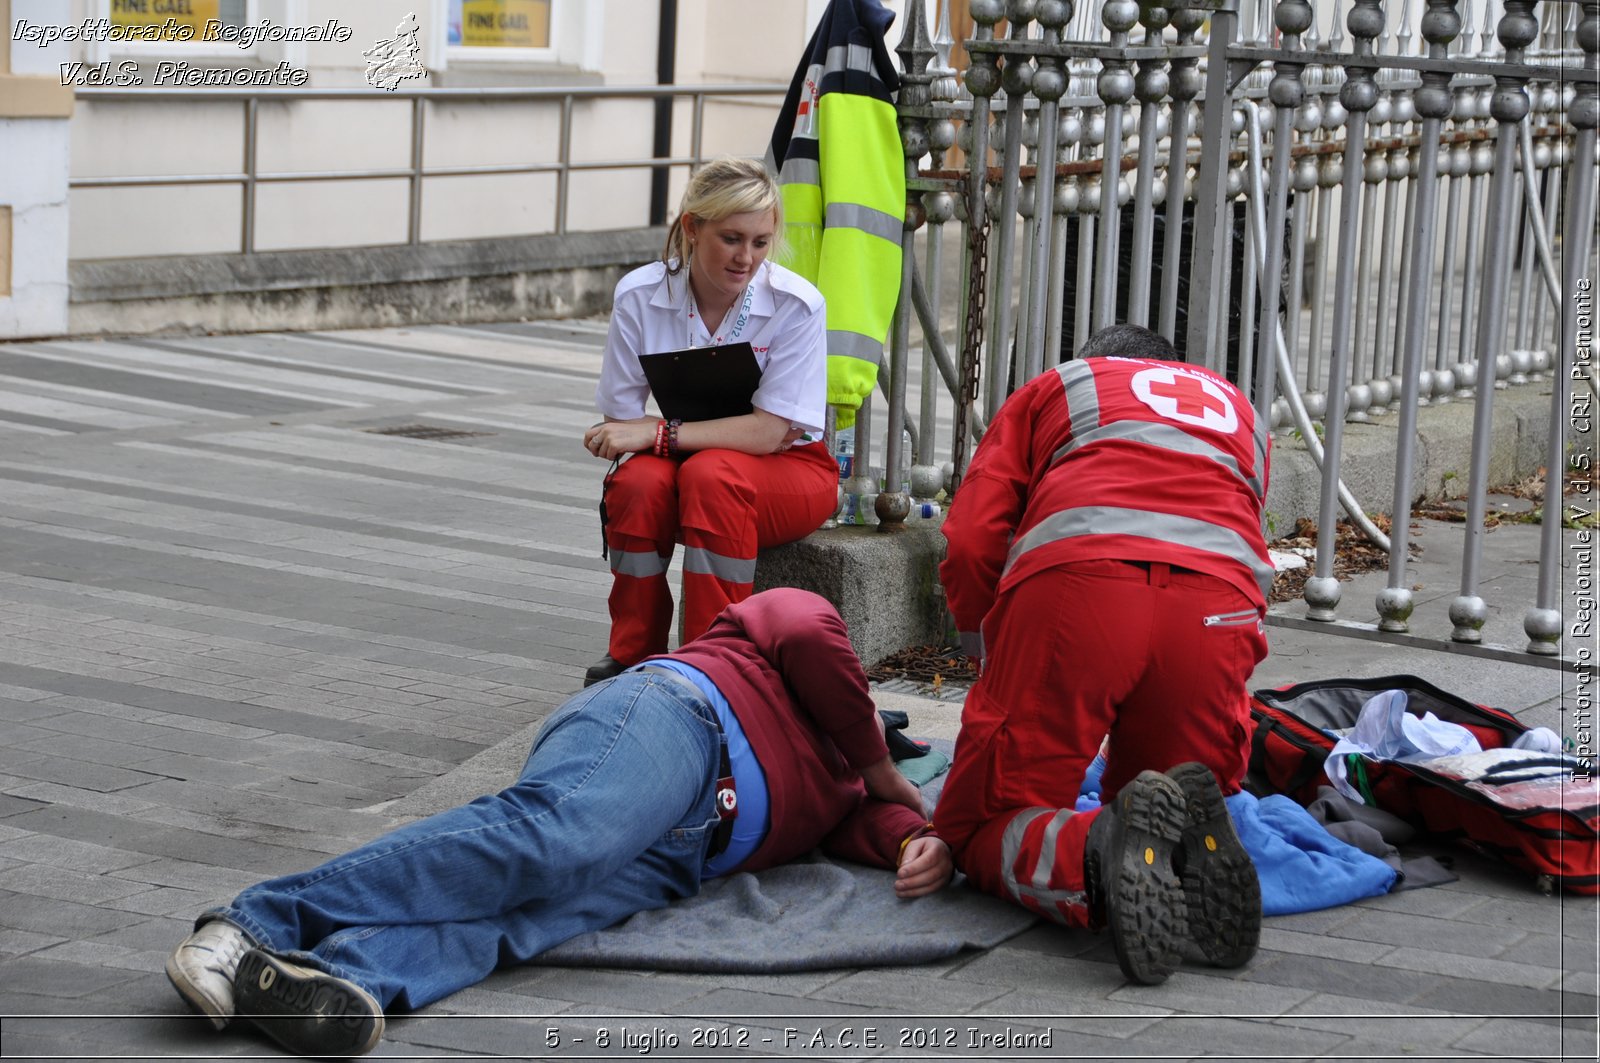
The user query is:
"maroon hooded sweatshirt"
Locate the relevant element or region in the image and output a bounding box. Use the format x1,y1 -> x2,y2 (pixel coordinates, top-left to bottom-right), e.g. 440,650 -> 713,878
654,588 -> 935,873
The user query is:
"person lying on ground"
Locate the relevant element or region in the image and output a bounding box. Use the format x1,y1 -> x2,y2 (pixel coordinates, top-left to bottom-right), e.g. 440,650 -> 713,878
167,588 -> 952,1058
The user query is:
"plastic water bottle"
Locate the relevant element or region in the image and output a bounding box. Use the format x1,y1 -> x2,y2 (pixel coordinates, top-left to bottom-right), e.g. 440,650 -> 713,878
859,493 -> 880,525
834,427 -> 862,524
907,501 -> 942,521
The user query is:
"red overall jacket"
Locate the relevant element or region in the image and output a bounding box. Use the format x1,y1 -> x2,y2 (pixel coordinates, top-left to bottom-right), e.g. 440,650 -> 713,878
942,356 -> 1273,654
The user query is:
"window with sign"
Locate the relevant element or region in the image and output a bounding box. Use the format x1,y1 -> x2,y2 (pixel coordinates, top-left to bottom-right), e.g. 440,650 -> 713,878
108,0 -> 249,40
447,0 -> 553,53
96,0 -> 255,58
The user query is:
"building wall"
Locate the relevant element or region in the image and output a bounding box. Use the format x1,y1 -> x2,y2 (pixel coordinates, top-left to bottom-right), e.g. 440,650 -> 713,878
52,0 -> 861,262
2,0 -> 923,338
1,0 -> 75,337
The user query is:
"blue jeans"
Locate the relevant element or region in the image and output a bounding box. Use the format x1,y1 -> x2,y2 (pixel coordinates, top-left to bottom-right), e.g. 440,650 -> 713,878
204,672 -> 722,1010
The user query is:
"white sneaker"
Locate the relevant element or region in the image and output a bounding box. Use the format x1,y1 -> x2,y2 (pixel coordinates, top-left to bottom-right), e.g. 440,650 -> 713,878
166,921 -> 252,1029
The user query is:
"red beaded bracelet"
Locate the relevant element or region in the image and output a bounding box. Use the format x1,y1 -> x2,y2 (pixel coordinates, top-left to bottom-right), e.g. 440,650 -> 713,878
667,419 -> 682,457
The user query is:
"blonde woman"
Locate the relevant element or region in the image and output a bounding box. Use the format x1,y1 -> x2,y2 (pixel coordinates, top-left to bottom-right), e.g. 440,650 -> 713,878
582,157 -> 836,686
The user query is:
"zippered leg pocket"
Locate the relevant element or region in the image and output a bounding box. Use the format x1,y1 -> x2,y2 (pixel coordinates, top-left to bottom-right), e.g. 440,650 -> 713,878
1203,608 -> 1262,629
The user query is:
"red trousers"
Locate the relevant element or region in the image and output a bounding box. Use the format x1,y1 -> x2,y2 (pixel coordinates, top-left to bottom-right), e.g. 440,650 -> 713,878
602,443 -> 837,664
932,558 -> 1268,927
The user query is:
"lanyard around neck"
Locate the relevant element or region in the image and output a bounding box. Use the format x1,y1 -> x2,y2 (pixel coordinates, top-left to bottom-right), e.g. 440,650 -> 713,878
687,281 -> 755,348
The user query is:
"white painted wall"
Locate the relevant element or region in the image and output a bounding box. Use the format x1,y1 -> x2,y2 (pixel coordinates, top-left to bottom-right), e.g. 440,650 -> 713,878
57,0 -> 805,259
2,0 -> 74,337
0,120 -> 71,337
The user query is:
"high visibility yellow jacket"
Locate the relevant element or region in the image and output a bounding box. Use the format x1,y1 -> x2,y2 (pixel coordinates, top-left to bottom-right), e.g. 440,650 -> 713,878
766,0 -> 904,429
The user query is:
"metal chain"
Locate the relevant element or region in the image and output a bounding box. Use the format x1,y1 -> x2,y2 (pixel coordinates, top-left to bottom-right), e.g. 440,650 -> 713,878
952,192 -> 988,492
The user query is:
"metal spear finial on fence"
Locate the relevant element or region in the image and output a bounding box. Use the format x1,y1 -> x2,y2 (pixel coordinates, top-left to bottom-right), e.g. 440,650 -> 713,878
1524,0 -> 1598,655
1253,0 -> 1313,428
1444,0 -> 1539,641
1125,1 -> 1173,330
1020,1 -> 1072,383
881,0 -> 941,532
1304,0 -> 1388,623
1375,0 -> 1461,636
1158,6 -> 1208,344
1093,0 -> 1139,333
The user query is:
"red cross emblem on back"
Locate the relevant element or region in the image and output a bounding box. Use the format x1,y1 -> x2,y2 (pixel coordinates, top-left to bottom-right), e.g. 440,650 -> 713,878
1149,375 -> 1225,419
1130,367 -> 1240,433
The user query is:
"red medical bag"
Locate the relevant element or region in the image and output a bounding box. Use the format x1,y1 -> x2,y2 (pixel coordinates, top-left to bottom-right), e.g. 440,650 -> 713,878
1247,675 -> 1599,894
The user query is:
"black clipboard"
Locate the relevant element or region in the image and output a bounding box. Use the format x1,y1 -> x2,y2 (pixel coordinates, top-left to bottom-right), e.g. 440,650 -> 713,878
638,342 -> 763,423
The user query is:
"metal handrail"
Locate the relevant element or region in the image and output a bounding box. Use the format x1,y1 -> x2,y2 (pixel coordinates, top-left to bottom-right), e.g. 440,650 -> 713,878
71,83 -> 788,253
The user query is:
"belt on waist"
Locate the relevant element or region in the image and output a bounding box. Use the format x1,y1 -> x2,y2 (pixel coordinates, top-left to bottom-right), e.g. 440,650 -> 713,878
1117,559 -> 1199,574
631,664 -> 737,860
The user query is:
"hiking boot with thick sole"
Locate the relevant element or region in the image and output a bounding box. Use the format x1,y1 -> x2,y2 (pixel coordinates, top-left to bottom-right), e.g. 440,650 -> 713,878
1167,761 -> 1262,968
1083,769 -> 1187,985
166,920 -> 252,1029
583,655 -> 626,687
233,948 -> 384,1058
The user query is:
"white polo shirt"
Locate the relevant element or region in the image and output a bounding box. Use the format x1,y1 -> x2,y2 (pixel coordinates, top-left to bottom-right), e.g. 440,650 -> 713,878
595,259 -> 828,436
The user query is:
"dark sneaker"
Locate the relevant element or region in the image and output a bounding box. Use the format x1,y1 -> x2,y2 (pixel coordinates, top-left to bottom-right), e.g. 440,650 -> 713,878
166,921 -> 252,1029
1167,761 -> 1262,968
583,654 -> 626,687
233,948 -> 384,1058
1083,769 -> 1187,985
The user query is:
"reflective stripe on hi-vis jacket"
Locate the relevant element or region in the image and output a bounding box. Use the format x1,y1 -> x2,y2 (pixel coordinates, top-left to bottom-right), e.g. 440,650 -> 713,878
767,0 -> 904,428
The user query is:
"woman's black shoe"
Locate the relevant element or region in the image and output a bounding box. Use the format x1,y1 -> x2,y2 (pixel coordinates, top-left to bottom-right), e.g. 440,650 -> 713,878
583,655 -> 626,687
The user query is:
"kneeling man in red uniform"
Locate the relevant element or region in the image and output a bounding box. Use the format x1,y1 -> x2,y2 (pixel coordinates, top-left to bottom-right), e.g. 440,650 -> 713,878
934,325 -> 1271,984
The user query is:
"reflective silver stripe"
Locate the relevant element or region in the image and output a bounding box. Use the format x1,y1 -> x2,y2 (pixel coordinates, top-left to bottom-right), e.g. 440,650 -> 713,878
1004,505 -> 1275,596
999,806 -> 1090,917
958,630 -> 984,662
825,42 -> 882,80
611,550 -> 669,578
1252,422 -> 1269,493
824,202 -> 903,245
683,546 -> 757,585
1054,360 -> 1101,441
1052,420 -> 1265,499
779,156 -> 820,186
999,807 -> 1053,903
1032,809 -> 1073,891
828,329 -> 883,365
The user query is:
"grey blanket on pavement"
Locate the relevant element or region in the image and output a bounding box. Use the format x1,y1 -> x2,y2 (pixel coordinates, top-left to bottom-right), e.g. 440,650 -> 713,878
537,739 -> 1037,972
535,854 -> 1038,973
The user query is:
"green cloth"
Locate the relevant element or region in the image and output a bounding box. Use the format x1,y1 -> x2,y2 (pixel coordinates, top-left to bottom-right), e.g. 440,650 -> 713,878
896,746 -> 951,788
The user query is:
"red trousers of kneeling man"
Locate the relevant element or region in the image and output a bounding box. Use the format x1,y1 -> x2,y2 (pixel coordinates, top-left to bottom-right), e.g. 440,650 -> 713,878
602,444 -> 838,664
932,558 -> 1268,927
